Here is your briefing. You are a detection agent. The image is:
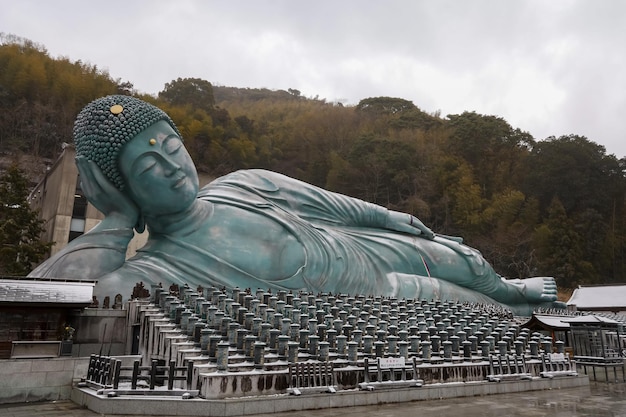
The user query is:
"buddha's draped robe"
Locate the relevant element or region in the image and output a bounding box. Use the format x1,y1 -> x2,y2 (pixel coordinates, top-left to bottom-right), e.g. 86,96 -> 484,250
118,169 -> 504,305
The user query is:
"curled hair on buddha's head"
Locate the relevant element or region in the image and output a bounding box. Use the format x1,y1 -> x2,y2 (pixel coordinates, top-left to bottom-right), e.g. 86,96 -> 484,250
73,95 -> 182,190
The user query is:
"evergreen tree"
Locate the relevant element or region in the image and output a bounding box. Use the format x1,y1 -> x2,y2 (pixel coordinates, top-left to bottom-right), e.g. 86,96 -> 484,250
0,164 -> 51,275
533,197 -> 596,289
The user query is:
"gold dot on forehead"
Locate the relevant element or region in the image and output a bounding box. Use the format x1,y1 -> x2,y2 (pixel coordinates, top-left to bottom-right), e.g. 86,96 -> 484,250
110,104 -> 124,114
149,138 -> 157,146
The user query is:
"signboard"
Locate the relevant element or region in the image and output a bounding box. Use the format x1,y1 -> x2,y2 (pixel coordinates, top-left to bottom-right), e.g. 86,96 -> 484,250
378,357 -> 405,369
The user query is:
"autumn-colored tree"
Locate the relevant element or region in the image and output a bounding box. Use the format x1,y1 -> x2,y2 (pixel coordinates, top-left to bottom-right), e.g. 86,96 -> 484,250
474,190 -> 540,278
446,112 -> 533,198
0,34 -> 121,157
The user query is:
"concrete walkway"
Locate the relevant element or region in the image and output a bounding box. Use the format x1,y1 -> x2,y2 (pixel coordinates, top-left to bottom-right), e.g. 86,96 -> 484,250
1,382 -> 624,417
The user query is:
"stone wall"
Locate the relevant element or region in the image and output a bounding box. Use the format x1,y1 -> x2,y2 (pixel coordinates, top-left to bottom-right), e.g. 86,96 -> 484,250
74,307 -> 129,357
0,357 -> 89,404
0,308 -> 130,404
72,376 -> 591,417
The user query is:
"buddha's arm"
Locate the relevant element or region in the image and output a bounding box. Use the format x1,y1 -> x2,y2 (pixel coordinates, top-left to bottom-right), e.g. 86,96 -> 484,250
266,171 -> 435,238
29,157 -> 140,280
210,169 -> 434,238
29,214 -> 134,279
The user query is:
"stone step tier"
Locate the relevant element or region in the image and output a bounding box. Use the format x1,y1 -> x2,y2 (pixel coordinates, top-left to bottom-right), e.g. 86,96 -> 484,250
125,284 -> 571,398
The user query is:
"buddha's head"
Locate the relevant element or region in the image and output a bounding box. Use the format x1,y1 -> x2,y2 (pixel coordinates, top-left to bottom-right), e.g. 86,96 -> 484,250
74,95 -> 199,215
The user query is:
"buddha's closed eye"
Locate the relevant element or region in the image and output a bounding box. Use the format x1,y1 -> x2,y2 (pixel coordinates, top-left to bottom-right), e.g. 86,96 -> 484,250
138,156 -> 158,175
165,138 -> 183,154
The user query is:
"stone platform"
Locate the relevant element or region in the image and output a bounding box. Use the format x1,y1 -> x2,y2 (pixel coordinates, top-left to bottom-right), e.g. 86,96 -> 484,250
71,375 -> 588,416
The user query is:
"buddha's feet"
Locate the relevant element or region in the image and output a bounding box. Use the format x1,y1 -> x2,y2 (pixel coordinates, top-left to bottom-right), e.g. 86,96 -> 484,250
509,276 -> 558,303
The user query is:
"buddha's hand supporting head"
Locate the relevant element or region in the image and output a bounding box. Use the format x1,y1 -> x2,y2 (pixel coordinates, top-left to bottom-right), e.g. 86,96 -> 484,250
76,156 -> 142,231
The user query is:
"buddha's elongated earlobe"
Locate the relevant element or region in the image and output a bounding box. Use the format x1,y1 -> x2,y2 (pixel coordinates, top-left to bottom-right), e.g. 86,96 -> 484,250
135,214 -> 146,233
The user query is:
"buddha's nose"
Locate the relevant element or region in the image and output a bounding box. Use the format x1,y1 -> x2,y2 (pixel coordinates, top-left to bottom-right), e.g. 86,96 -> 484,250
163,157 -> 182,176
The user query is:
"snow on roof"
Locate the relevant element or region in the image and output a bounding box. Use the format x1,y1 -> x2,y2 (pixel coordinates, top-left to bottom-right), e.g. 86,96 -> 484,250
561,315 -> 620,325
0,278 -> 94,306
529,314 -> 571,330
567,284 -> 626,310
522,313 -> 624,330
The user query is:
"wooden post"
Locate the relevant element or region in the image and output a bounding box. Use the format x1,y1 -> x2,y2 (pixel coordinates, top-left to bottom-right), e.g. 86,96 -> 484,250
150,360 -> 158,390
112,359 -> 121,389
186,361 -> 194,390
87,354 -> 96,381
131,361 -> 140,390
168,360 -> 175,390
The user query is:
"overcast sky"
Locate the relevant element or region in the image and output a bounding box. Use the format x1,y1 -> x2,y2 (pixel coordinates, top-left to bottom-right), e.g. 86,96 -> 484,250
3,0 -> 626,158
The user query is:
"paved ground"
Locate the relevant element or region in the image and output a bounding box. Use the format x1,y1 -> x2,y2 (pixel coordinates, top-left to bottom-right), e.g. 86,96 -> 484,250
0,382 -> 624,417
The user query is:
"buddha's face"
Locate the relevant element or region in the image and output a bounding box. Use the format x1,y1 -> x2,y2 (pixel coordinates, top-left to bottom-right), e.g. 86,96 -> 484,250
118,120 -> 199,216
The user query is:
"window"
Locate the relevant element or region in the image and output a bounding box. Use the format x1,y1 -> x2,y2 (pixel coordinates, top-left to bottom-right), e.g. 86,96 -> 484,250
69,178 -> 87,241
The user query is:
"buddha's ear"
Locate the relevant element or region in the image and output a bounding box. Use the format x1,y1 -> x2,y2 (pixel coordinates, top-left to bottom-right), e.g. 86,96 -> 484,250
135,214 -> 145,233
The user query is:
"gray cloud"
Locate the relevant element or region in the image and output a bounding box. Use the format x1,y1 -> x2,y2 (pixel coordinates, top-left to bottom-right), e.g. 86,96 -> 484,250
2,0 -> 625,157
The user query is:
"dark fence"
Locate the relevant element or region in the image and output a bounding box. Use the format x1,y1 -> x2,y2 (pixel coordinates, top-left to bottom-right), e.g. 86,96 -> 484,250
85,354 -> 194,392
358,357 -> 425,390
487,354 -> 532,382
287,362 -> 336,394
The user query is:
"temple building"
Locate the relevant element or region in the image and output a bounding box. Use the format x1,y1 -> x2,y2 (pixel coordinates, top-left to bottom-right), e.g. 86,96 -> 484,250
567,284 -> 626,313
0,277 -> 94,359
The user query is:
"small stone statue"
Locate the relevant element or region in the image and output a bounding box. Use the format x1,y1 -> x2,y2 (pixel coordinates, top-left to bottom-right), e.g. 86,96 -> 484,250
131,282 -> 150,299
90,295 -> 99,308
112,293 -> 123,309
169,284 -> 180,297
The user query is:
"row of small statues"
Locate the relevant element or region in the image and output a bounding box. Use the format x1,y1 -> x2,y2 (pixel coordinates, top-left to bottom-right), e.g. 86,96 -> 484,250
96,280 -> 517,323
88,280 -> 519,326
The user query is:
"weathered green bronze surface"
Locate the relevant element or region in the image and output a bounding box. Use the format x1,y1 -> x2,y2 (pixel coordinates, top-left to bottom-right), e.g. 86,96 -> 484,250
30,96 -> 563,315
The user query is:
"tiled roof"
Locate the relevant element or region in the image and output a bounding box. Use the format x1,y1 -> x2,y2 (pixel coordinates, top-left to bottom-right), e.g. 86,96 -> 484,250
567,284 -> 626,310
0,278 -> 95,305
526,314 -> 571,330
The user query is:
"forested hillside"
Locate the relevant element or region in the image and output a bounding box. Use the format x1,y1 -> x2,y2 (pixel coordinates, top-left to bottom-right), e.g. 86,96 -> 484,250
2,34 -> 625,292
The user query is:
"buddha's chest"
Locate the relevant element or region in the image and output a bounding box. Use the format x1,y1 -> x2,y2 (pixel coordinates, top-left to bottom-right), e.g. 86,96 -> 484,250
185,205 -> 306,280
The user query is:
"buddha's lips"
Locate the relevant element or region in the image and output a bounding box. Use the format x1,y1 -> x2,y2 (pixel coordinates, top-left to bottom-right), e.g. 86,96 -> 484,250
172,176 -> 187,189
